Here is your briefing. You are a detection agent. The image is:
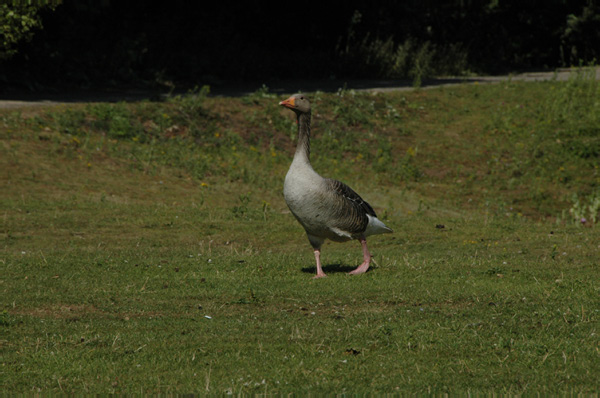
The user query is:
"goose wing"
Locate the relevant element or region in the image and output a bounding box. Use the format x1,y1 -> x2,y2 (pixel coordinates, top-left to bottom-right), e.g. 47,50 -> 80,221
325,178 -> 377,235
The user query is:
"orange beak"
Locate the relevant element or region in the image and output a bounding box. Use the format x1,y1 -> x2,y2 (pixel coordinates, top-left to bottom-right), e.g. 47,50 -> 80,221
279,96 -> 296,109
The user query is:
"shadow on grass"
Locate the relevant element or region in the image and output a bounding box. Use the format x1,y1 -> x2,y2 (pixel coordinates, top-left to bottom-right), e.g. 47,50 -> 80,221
301,263 -> 369,274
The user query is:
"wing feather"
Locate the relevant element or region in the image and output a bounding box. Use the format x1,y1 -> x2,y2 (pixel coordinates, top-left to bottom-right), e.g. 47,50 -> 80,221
325,178 -> 376,235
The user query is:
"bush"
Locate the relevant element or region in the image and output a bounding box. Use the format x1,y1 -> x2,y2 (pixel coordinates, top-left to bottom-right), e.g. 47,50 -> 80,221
335,11 -> 470,84
0,4 -> 56,61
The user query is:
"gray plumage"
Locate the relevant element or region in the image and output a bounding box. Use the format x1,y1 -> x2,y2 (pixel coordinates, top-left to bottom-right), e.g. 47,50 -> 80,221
279,93 -> 392,278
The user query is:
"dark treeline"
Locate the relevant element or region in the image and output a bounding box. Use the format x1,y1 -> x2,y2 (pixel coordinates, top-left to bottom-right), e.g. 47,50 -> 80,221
1,0 -> 599,91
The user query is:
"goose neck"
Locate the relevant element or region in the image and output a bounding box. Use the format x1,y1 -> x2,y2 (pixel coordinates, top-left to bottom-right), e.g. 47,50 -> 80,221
294,111 -> 311,162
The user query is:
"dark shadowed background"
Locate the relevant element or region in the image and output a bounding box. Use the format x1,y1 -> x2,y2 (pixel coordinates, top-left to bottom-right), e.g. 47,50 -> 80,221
1,0 -> 599,92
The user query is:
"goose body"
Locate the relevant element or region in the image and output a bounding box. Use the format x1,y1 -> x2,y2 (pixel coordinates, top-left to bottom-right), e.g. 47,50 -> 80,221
280,94 -> 392,278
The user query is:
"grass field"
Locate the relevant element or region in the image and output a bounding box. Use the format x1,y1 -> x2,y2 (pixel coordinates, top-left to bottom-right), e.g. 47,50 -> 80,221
2,70 -> 599,393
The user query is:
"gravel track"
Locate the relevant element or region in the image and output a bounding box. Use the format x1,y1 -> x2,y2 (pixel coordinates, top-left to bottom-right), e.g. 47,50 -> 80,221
1,68 -> 598,110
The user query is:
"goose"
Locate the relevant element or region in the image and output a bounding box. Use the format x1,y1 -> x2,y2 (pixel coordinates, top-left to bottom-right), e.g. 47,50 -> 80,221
279,94 -> 393,278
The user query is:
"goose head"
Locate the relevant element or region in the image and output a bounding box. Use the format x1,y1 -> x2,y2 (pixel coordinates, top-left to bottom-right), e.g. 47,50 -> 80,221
279,94 -> 311,115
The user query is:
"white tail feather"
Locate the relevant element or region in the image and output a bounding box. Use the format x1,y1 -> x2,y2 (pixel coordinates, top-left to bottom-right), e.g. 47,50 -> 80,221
364,214 -> 393,237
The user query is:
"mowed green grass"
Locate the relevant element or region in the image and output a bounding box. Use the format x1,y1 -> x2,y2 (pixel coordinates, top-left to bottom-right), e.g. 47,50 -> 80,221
2,73 -> 599,393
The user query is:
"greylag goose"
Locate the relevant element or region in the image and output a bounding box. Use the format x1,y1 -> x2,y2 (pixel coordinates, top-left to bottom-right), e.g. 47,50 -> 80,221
279,94 -> 393,278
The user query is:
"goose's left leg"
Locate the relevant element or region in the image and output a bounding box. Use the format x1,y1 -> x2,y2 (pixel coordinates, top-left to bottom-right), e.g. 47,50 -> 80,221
313,248 -> 327,279
308,235 -> 327,279
349,237 -> 371,275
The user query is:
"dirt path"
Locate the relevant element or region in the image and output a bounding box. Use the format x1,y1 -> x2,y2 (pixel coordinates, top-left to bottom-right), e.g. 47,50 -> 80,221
1,68 -> 598,110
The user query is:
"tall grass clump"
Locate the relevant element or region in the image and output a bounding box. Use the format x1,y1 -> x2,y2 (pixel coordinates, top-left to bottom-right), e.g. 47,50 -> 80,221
47,108 -> 87,136
167,85 -> 212,138
332,87 -> 375,127
336,11 -> 469,85
566,189 -> 600,225
88,102 -> 145,139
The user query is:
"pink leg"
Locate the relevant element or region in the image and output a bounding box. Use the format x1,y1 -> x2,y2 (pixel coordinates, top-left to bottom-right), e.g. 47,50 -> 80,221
349,238 -> 371,275
313,248 -> 327,279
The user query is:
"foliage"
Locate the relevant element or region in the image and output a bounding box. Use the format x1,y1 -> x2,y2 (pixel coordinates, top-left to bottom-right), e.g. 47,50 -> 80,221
0,3 -> 56,60
336,11 -> 469,84
1,2 -> 599,89
561,3 -> 600,65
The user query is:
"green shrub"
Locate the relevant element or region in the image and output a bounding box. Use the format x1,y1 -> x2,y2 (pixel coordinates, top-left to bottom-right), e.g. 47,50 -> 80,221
88,102 -> 143,139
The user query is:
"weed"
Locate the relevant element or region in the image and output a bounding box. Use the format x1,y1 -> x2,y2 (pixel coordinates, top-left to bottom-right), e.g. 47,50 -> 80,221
48,107 -> 87,136
567,190 -> 600,225
410,41 -> 435,88
168,85 -> 210,129
88,102 -> 143,139
332,87 -> 374,127
551,244 -> 559,260
0,310 -> 11,326
242,84 -> 276,105
232,192 -> 252,219
485,266 -> 503,276
262,200 -> 271,221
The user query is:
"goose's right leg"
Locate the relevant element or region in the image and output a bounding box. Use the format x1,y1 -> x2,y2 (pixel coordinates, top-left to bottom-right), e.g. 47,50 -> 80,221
349,237 -> 371,275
